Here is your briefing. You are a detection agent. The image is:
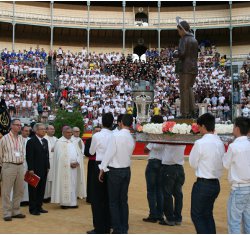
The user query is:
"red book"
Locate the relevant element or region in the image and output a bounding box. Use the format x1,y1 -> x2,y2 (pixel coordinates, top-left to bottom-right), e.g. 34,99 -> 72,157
24,171 -> 40,188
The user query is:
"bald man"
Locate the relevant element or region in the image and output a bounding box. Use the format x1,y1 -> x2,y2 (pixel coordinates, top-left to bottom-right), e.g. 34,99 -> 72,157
51,126 -> 86,208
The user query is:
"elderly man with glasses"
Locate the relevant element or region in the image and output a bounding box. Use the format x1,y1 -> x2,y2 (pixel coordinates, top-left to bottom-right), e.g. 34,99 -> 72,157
0,119 -> 26,221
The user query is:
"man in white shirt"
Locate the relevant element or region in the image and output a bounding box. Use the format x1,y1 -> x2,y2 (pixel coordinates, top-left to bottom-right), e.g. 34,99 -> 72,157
87,113 -> 114,234
112,114 -> 123,133
223,117 -> 250,234
160,144 -> 186,226
142,115 -> 165,224
189,113 -> 225,234
99,114 -> 135,234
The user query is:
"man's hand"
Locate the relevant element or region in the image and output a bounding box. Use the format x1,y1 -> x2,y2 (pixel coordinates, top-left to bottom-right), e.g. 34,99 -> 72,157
29,170 -> 34,175
99,169 -> 104,183
70,162 -> 79,168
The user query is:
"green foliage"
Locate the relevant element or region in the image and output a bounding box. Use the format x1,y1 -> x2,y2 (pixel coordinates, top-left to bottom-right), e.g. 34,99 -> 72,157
52,109 -> 84,138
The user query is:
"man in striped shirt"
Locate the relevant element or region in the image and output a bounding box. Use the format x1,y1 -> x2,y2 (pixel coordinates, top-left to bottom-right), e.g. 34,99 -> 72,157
0,119 -> 26,221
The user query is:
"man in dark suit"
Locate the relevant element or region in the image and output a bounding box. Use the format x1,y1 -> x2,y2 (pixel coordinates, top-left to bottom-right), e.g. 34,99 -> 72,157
26,123 -> 50,215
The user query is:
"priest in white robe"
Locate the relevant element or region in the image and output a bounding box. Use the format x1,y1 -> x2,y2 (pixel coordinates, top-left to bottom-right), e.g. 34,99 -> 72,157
44,125 -> 58,201
51,126 -> 85,208
71,127 -> 86,198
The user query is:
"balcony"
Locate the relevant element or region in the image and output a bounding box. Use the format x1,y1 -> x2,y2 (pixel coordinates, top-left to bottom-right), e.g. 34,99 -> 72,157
0,10 -> 250,29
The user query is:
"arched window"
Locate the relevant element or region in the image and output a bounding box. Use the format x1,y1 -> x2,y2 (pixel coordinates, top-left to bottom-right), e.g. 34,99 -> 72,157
135,12 -> 148,23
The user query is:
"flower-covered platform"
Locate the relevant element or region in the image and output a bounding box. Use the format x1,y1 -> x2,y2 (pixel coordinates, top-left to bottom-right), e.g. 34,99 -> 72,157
135,120 -> 235,144
135,132 -> 234,144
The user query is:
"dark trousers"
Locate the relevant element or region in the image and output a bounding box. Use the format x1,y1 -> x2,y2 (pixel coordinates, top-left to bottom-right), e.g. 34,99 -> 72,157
28,173 -> 47,213
86,160 -> 95,203
161,164 -> 185,222
107,167 -> 131,234
191,179 -> 220,234
91,162 -> 110,234
145,159 -> 163,219
179,73 -> 196,117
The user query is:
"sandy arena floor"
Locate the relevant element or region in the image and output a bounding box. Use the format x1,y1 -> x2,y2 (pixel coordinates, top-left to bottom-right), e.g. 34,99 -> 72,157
0,158 -> 230,234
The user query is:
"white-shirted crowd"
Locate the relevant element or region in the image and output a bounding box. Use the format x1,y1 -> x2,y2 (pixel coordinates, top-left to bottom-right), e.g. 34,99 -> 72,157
1,46 -> 250,125
0,47 -> 54,119
56,46 -> 250,130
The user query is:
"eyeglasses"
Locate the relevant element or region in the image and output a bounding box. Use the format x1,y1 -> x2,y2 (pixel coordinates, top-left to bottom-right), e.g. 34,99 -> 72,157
12,124 -> 22,126
38,128 -> 46,131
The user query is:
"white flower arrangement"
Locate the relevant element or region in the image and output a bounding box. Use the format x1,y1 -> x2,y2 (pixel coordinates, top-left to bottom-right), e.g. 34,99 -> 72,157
171,123 -> 192,134
138,122 -> 233,135
142,123 -> 163,134
215,124 -> 233,134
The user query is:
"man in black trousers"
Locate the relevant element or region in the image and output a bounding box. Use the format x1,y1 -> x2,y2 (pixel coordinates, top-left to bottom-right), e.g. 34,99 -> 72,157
99,114 -> 135,234
26,123 -> 50,216
88,113 -> 114,234
84,127 -> 101,204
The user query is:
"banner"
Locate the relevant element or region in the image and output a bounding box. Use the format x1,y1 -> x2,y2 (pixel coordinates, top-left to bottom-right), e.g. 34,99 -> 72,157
0,98 -> 11,135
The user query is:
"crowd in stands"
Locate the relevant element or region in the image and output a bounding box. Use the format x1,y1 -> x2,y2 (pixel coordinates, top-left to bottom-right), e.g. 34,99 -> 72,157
1,46 -> 250,128
56,46 -> 250,130
0,47 -> 55,120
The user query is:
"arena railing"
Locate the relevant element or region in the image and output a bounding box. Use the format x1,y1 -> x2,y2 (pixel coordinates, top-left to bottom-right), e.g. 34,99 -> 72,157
0,10 -> 250,28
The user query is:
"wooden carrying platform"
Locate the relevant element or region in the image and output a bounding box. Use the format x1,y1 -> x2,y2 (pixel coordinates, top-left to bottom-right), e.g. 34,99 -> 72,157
135,133 -> 234,145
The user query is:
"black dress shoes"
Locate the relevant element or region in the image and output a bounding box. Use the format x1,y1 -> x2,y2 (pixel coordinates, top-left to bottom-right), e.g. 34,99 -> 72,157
86,230 -> 97,234
159,219 -> 175,226
30,211 -> 40,216
61,205 -> 78,209
142,216 -> 158,223
3,216 -> 12,221
20,201 -> 29,207
43,198 -> 51,203
12,214 -> 26,219
39,209 -> 48,213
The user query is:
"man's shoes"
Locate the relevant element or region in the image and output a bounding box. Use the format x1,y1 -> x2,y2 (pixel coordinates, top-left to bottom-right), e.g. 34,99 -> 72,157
3,216 -> 12,221
12,214 -> 26,219
142,216 -> 158,223
43,198 -> 51,203
175,221 -> 182,226
86,229 -> 96,234
39,209 -> 48,213
157,217 -> 165,222
159,219 -> 175,226
61,205 -> 78,209
20,201 -> 29,207
30,211 -> 40,216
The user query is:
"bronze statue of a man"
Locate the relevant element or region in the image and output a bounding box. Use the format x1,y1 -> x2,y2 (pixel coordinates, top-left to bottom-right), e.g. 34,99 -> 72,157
174,17 -> 198,118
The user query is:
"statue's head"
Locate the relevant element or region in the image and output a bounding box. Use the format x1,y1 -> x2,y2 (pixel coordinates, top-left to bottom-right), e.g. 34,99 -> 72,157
176,16 -> 191,37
